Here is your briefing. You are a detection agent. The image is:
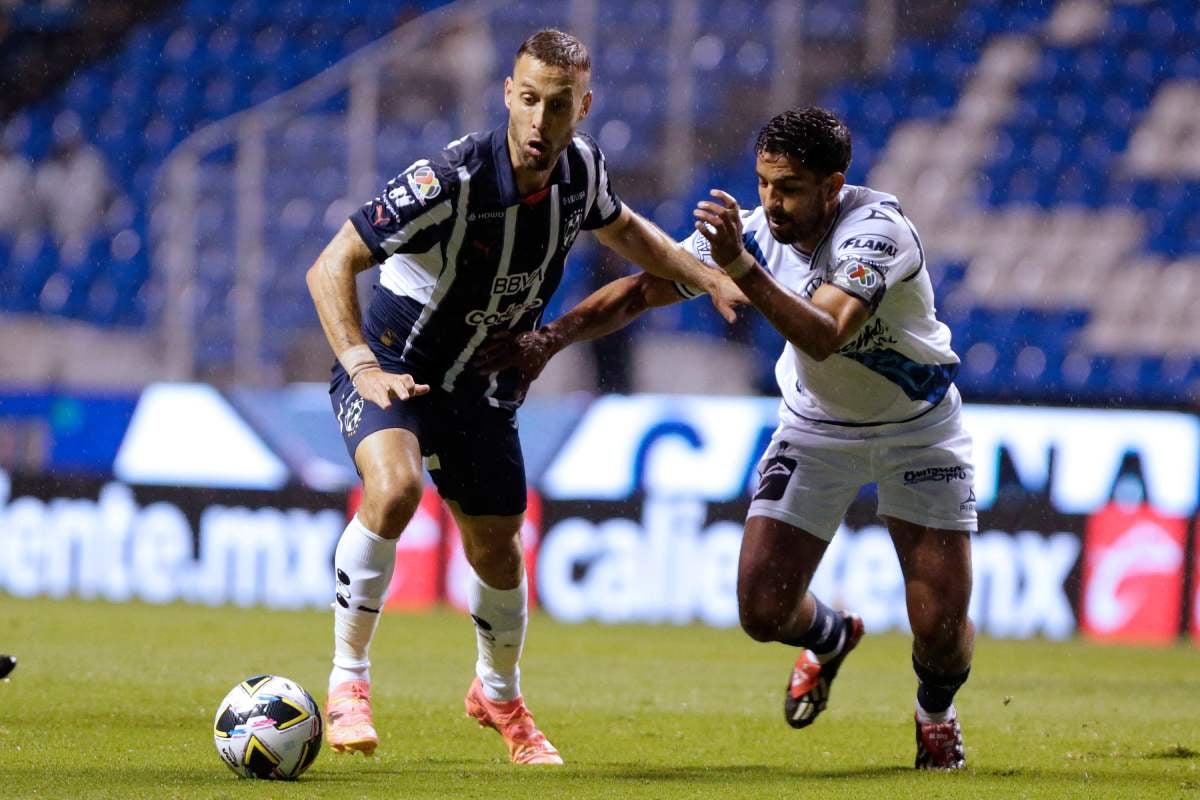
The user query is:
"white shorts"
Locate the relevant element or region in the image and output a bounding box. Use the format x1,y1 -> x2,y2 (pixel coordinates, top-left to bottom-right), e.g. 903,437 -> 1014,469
747,407 -> 977,540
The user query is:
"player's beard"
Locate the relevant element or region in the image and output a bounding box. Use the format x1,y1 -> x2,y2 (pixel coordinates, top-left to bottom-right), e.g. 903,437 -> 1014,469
520,137 -> 561,172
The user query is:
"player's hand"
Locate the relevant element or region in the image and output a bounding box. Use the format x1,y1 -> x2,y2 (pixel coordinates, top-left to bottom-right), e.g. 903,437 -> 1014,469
352,368 -> 429,409
694,189 -> 746,269
471,329 -> 557,398
714,271 -> 751,306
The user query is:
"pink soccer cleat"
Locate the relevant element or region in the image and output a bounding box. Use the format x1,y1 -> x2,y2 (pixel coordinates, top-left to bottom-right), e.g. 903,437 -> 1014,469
464,677 -> 563,765
325,679 -> 379,756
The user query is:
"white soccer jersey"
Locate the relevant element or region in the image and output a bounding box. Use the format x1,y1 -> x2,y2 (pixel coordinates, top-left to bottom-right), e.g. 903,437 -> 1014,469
681,184 -> 960,431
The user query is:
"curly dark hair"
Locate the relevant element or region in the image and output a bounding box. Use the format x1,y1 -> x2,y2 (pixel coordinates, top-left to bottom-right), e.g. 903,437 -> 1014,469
515,29 -> 591,73
755,107 -> 852,177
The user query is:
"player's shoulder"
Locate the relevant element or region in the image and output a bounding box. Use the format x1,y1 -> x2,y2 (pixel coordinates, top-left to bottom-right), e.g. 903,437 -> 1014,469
832,186 -> 918,253
739,205 -> 770,234
836,186 -> 913,233
570,130 -> 609,167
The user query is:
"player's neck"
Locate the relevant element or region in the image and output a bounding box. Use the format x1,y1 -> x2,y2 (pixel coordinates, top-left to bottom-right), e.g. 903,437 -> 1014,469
796,202 -> 840,254
513,167 -> 552,198
506,135 -> 553,198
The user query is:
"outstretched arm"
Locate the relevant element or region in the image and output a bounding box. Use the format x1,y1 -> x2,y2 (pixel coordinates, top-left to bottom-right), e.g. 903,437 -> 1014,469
306,220 -> 429,408
474,269 -> 747,395
472,272 -> 687,391
593,205 -> 740,324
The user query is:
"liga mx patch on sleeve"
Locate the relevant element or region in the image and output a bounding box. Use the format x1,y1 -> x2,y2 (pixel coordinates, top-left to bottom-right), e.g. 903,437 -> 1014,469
406,165 -> 442,203
831,257 -> 886,311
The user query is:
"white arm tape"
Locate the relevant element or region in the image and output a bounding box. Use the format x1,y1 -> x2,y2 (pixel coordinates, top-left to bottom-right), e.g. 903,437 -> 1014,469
338,344 -> 381,381
722,250 -> 757,280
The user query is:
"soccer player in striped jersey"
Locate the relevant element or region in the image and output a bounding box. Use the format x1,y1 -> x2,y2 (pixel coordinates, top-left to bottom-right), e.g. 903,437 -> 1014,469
305,29 -> 740,765
482,107 -> 975,770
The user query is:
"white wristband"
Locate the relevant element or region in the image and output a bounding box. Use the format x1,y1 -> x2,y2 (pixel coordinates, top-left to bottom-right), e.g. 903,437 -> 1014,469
722,250 -> 757,280
338,344 -> 381,381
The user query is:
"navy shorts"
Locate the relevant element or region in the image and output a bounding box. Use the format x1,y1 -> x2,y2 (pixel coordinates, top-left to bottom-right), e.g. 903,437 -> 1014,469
329,363 -> 527,517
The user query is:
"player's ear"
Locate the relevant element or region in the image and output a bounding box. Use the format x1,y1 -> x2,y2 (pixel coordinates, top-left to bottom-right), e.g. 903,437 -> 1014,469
503,75 -> 513,110
578,89 -> 592,121
825,172 -> 846,200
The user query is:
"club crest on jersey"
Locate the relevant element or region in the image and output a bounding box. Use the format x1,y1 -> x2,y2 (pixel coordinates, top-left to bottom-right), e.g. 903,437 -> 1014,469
841,261 -> 878,289
562,209 -> 583,249
407,166 -> 441,203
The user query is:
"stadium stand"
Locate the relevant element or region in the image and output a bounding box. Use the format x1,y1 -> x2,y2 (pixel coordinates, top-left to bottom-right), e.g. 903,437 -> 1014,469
1,0 -> 1195,404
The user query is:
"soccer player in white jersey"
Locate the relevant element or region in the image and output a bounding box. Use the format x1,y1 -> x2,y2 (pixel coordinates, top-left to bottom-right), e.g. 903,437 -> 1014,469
479,107 -> 976,770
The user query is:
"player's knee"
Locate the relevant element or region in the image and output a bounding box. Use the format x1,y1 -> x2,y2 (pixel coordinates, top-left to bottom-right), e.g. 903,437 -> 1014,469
739,598 -> 786,643
910,606 -> 969,653
362,471 -> 423,534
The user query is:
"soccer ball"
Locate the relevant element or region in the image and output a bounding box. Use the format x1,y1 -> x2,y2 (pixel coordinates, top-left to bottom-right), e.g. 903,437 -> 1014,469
213,674 -> 322,780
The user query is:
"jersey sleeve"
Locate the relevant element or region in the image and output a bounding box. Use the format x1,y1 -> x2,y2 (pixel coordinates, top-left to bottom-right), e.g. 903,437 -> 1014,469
672,211 -> 763,299
576,132 -> 624,231
350,159 -> 456,263
828,204 -> 921,314
671,229 -> 716,299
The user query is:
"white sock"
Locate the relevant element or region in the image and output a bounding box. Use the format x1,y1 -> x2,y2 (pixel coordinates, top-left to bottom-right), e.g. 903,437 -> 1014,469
468,570 -> 527,702
916,700 -> 956,725
329,515 -> 396,692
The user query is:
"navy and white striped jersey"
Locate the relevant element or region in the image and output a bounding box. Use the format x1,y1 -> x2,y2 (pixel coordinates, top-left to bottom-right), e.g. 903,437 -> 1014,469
350,125 -> 622,409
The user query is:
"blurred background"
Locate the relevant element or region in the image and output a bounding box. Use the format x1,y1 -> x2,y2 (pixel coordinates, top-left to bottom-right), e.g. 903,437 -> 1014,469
1,0 -> 1197,646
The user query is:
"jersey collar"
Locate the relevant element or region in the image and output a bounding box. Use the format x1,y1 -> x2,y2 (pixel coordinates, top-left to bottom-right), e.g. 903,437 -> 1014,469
490,124 -> 572,206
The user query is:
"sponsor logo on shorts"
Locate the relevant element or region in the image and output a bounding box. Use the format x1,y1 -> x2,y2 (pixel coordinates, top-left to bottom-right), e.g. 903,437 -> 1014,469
464,298 -> 544,326
960,488 -> 976,513
467,209 -> 506,222
903,465 -> 967,485
753,442 -> 798,502
407,166 -> 441,203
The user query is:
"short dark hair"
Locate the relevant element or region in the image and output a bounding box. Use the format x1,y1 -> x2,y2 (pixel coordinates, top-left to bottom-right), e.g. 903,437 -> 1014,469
755,107 -> 852,177
515,29 -> 591,73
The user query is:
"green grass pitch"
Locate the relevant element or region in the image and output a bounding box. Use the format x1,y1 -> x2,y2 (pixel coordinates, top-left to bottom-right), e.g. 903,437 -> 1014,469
1,596 -> 1198,799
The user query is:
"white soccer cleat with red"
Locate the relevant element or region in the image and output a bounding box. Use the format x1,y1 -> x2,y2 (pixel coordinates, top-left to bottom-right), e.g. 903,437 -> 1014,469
784,611 -> 865,729
915,710 -> 966,770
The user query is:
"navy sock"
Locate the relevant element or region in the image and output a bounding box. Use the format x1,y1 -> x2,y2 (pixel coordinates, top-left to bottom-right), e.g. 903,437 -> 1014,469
782,596 -> 845,656
913,656 -> 970,714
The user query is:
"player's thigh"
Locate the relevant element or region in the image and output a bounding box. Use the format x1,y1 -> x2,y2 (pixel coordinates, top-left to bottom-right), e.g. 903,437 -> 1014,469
738,514 -> 830,609
330,364 -> 426,533
426,396 -> 527,520
747,432 -> 865,543
874,422 -> 977,536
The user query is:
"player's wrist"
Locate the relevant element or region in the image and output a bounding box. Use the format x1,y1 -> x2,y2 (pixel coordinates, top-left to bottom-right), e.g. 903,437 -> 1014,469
720,250 -> 756,280
538,324 -> 569,354
339,344 -> 381,382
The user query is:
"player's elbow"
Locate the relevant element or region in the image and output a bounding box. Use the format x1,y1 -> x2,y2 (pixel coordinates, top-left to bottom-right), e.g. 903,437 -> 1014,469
794,335 -> 838,362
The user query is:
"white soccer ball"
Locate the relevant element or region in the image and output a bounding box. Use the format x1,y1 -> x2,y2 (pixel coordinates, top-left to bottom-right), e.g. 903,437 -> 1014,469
213,674 -> 322,780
